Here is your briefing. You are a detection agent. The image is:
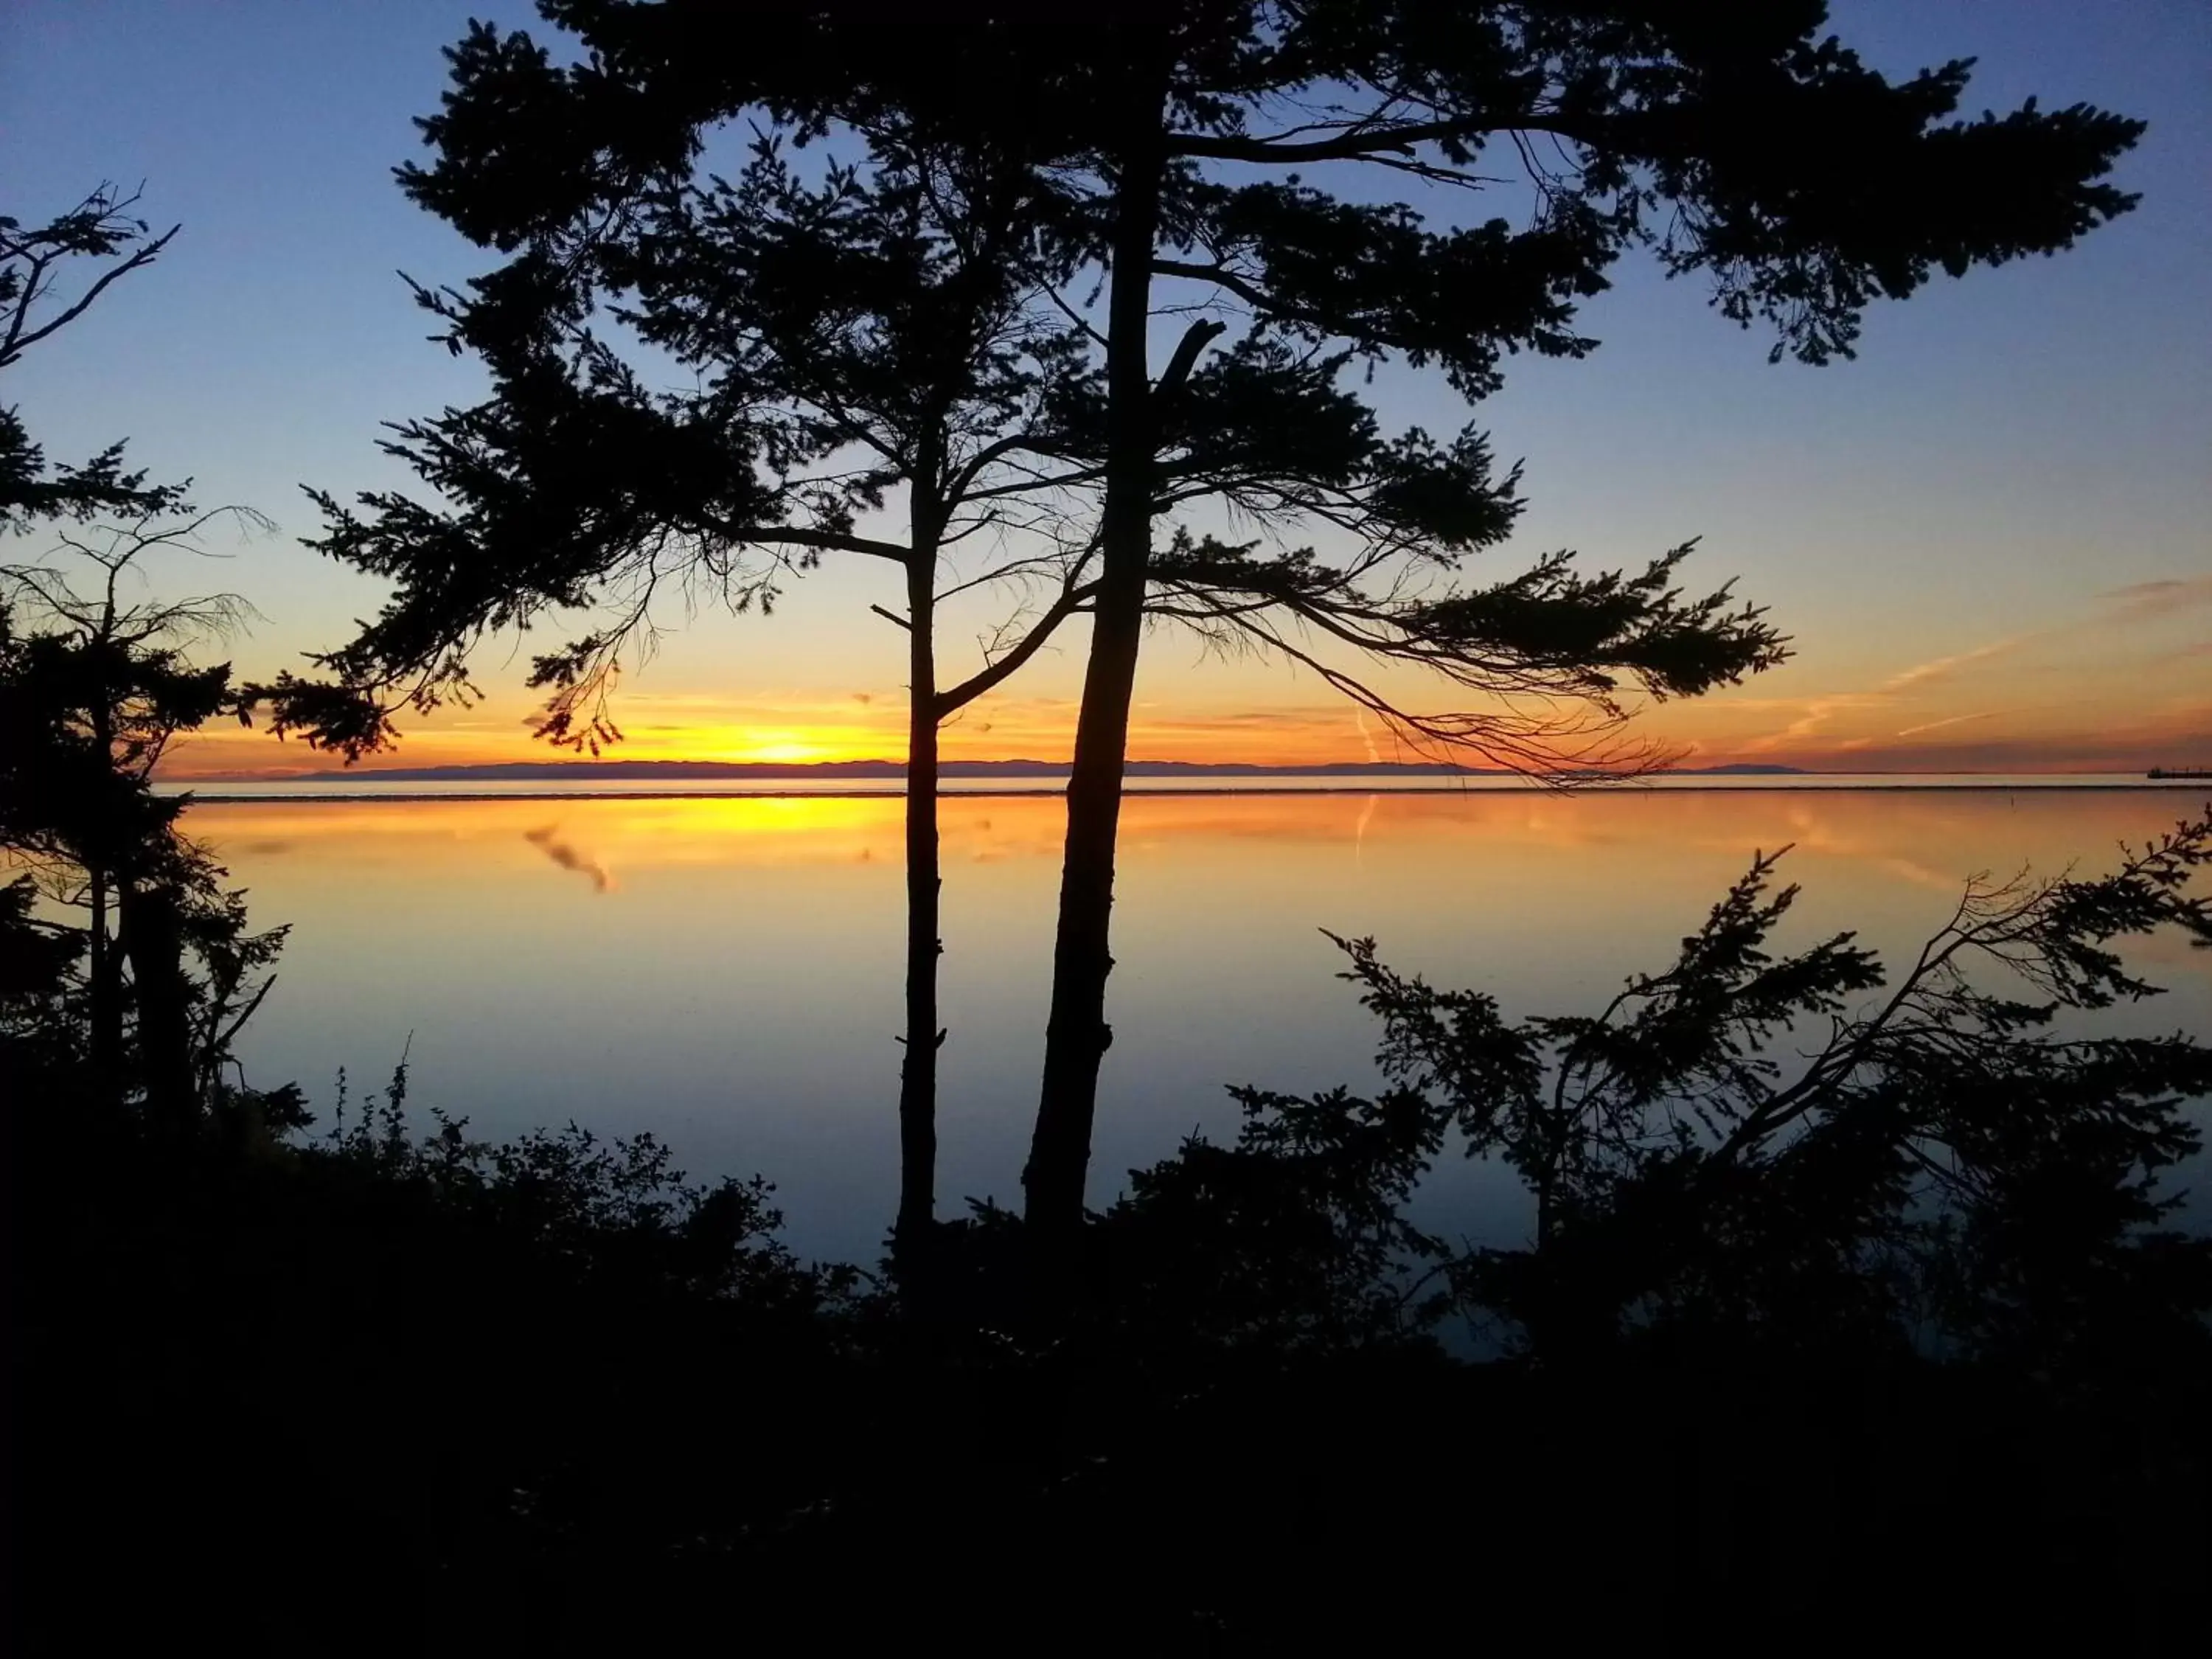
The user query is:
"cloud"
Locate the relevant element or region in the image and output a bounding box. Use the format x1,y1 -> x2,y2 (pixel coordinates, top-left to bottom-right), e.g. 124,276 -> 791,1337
1742,694 -> 1888,753
1880,637 -> 2027,692
1730,571 -> 2210,765
1354,707 -> 1380,764
1851,577 -> 2205,713
1893,709 -> 2000,738
2099,576 -> 2212,622
1803,731 -> 2189,773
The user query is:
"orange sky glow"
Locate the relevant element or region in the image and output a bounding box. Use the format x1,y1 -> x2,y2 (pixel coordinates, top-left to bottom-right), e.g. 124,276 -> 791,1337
155,570 -> 2211,780
167,651 -> 2210,780
13,1 -> 2204,790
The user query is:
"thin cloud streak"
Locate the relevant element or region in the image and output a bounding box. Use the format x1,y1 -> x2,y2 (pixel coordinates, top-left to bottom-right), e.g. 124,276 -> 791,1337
1880,637 -> 2027,692
2099,575 -> 2212,622
1895,710 -> 2001,738
1742,694 -> 1889,753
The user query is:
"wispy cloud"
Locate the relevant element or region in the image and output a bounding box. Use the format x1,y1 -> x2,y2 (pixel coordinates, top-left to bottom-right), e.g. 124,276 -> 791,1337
1859,575 -> 2208,707
1880,637 -> 2027,692
1736,571 -> 2209,762
2099,576 -> 2212,622
1894,709 -> 2001,738
1742,694 -> 1888,752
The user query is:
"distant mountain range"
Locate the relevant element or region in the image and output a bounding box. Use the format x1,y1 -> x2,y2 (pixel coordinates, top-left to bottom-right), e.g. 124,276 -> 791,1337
190,757 -> 1809,783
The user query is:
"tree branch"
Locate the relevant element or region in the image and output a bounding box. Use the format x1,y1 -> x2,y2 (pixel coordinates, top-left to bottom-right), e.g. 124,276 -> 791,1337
1154,318 -> 1228,402
936,580 -> 1096,716
1169,116 -> 1590,166
0,224 -> 179,370
1152,259 -> 1275,315
703,521 -> 912,563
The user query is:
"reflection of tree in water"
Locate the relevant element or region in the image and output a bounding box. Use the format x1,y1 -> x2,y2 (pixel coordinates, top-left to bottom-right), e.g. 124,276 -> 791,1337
523,824 -> 613,894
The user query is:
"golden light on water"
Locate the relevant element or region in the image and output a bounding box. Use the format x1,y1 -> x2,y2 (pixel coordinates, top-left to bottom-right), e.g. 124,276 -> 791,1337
184,785 -> 2210,1273
189,786 -> 2212,901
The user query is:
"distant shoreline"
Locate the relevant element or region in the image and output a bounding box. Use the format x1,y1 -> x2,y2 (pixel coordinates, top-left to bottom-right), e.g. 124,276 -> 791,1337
159,758 -> 2207,803
167,758 -> 1804,785
172,779 -> 2205,804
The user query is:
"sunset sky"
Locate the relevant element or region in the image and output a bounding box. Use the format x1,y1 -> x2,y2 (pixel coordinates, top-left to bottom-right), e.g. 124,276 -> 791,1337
4,0 -> 2206,777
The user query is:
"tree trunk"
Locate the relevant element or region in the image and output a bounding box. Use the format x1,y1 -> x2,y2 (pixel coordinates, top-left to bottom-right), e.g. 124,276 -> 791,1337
1023,81 -> 1167,1234
119,880 -> 195,1135
88,868 -> 121,1096
896,536 -> 942,1245
87,696 -> 122,1099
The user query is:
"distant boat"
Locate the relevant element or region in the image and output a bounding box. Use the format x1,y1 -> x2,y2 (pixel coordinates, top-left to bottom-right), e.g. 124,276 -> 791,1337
2147,768 -> 2212,779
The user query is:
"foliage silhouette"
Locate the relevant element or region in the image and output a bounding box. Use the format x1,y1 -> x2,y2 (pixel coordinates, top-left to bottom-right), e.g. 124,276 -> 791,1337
956,0 -> 2149,1234
431,1 -> 2146,1230
1,187 -> 291,1134
15,814 -> 2211,1650
397,1 -> 2148,1232
257,64 -> 1116,1245
270,3 -> 2101,1241
1315,813 -> 2212,1370
1,185 -> 185,529
10,1056 -> 857,1649
3,88 -> 2201,1659
0,547 -> 296,1131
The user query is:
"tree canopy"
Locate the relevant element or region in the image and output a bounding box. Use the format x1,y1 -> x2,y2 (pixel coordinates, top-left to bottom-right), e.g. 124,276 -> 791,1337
259,1 -> 2145,1234
1,186 -> 184,532
1,188 -> 291,1135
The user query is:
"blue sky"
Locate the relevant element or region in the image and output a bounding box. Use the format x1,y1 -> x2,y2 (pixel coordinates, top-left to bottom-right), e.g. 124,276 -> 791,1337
4,1 -> 2207,771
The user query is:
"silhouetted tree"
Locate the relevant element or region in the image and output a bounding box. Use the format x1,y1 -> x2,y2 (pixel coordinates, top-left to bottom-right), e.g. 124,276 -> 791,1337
970,1 -> 2149,1234
511,4 -> 2140,1234
439,9 -> 2140,1231
1,186 -> 184,529
257,80 -> 1117,1245
0,871 -> 86,1107
2,184 -> 291,1129
278,5 -> 1914,1244
1,517 -> 288,1130
1176,811 -> 2212,1369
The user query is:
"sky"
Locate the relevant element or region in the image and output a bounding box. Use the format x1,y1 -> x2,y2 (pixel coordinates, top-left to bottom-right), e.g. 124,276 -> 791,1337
3,0 -> 2206,776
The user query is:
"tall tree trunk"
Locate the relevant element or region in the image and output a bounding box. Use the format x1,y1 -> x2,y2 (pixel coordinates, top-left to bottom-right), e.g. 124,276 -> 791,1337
1023,80 -> 1167,1234
88,868 -> 120,1096
119,880 -> 195,1135
87,698 -> 122,1099
896,533 -> 942,1245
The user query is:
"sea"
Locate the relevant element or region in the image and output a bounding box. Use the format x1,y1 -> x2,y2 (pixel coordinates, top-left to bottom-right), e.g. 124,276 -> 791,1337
170,773 -> 2212,1262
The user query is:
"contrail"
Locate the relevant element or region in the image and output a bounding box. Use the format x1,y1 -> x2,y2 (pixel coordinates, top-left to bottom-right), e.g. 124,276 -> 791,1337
1352,711 -> 1382,869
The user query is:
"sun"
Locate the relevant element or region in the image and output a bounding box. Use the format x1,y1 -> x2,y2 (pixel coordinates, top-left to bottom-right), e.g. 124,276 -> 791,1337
599,718 -> 899,768
734,733 -> 828,765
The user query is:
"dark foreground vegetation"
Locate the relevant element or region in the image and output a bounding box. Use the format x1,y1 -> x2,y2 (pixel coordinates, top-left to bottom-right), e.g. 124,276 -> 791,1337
7,5 -> 2208,1648
9,802 -> 2211,1649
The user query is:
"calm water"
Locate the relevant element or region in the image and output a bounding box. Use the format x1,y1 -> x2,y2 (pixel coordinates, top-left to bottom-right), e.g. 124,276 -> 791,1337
184,770 -> 2197,800
192,785 -> 2212,1262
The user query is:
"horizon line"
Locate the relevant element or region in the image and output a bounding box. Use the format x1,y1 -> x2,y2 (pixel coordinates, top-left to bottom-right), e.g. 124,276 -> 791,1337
167,755 -> 1809,782
158,754 -> 2195,785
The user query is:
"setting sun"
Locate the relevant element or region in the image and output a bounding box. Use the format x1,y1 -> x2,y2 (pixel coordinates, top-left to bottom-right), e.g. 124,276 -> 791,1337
725,732 -> 833,765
